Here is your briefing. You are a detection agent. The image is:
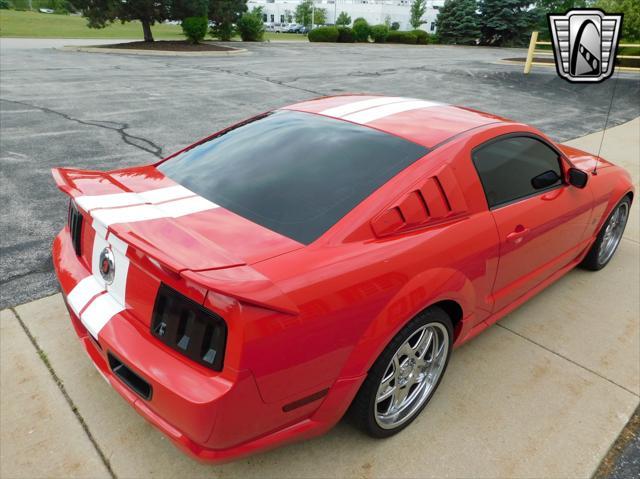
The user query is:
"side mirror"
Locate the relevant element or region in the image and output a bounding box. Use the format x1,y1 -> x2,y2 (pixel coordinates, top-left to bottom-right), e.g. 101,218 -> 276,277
568,168 -> 588,188
531,170 -> 561,190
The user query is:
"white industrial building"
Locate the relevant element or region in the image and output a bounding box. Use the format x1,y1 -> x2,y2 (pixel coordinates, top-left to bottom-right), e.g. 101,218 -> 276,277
247,0 -> 445,33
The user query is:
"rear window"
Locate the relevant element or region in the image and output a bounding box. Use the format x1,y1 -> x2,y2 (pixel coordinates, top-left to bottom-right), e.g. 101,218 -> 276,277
158,111 -> 428,244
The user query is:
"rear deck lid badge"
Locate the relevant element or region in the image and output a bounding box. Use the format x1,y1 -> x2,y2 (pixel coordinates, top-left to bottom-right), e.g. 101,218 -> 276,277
99,247 -> 115,284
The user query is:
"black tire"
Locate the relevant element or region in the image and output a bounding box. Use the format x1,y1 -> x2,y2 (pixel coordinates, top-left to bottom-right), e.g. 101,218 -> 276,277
349,307 -> 453,438
580,196 -> 631,271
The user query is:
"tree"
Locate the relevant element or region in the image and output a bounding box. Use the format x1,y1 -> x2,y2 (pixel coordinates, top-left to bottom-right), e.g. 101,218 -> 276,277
209,0 -> 247,41
409,0 -> 427,29
437,0 -> 480,44
336,11 -> 351,26
295,0 -> 325,27
478,0 -> 538,46
75,0 -> 172,42
172,0 -> 207,18
534,0 -> 587,37
314,7 -> 327,25
597,0 -> 640,40
284,9 -> 293,23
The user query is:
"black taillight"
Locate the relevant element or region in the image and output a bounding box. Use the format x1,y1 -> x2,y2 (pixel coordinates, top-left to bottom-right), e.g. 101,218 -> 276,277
68,200 -> 83,256
151,284 -> 227,371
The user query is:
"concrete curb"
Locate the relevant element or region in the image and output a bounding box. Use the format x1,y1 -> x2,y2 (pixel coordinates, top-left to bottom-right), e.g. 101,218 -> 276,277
61,45 -> 248,56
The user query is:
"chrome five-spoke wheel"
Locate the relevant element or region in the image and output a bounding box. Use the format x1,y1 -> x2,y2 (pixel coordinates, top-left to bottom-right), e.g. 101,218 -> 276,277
598,201 -> 629,265
350,307 -> 453,438
581,196 -> 631,271
374,322 -> 449,429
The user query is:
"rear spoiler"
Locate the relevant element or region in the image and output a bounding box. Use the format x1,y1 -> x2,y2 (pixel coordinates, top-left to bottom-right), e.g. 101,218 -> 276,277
183,267 -> 300,315
51,167 -> 131,197
52,167 -> 298,315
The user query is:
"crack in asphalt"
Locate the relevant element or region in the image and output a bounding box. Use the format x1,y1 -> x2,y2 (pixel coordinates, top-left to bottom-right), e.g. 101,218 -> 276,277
1,99 -> 164,159
186,65 -> 327,96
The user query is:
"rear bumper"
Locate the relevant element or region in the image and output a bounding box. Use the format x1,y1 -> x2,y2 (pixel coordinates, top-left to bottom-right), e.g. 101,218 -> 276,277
53,228 -> 362,463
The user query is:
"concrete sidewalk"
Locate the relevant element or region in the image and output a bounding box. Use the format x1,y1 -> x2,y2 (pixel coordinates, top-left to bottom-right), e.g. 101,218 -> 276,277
1,119 -> 638,479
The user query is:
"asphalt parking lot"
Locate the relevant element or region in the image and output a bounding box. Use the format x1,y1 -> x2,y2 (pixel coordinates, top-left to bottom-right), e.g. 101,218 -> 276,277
1,39 -> 640,309
0,39 -> 639,478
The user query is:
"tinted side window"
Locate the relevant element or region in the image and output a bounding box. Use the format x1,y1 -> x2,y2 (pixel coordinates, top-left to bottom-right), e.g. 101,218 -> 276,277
472,136 -> 562,208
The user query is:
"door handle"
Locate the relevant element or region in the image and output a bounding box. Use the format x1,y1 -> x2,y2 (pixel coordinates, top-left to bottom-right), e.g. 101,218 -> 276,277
506,225 -> 530,244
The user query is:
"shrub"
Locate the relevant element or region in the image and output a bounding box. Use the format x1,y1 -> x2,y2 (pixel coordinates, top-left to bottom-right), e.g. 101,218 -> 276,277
370,24 -> 389,43
308,26 -> 339,42
210,22 -> 234,41
0,0 -> 13,8
182,17 -> 208,44
236,11 -> 265,41
386,31 -> 418,44
412,29 -> 430,44
337,27 -> 355,43
352,17 -> 370,42
390,21 -> 400,31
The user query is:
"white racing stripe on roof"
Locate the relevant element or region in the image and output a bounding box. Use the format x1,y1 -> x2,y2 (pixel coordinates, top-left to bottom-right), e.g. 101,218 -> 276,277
75,185 -> 193,212
319,97 -> 409,118
343,100 -> 442,124
91,195 -> 219,227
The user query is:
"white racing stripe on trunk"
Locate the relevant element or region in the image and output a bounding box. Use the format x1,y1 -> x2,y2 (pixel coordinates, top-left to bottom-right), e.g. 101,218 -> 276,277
66,184 -> 218,338
75,185 -> 193,212
92,203 -> 166,227
137,185 -> 194,204
66,275 -> 103,316
105,233 -> 129,307
76,192 -> 136,211
91,195 -> 218,227
343,100 -> 442,124
319,97 -> 408,118
80,293 -> 125,339
155,195 -> 218,218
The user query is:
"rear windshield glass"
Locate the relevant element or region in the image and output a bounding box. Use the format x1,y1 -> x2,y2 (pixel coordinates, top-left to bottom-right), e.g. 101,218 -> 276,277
158,110 -> 428,244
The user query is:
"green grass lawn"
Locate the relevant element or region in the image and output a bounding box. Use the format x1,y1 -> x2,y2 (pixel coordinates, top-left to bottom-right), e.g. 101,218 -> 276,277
0,10 -> 185,39
0,10 -> 306,41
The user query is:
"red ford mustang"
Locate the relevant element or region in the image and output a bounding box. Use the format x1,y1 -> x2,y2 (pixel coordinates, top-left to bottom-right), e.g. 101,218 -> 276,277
52,95 -> 633,462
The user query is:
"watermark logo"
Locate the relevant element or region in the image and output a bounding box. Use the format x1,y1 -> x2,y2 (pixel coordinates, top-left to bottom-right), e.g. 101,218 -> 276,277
548,9 -> 623,83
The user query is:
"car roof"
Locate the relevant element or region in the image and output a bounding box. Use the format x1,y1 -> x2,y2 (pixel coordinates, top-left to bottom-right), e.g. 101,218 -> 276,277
282,95 -> 512,148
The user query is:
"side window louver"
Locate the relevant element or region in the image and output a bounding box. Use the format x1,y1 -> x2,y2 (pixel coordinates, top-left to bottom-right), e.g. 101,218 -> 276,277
371,166 -> 468,237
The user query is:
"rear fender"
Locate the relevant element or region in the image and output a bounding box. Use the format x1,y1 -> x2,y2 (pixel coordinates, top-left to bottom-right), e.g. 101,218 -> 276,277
336,266 -> 474,379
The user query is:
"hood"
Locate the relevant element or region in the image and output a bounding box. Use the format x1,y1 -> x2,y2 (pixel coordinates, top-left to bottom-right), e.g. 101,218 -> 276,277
558,144 -> 613,172
52,165 -> 304,273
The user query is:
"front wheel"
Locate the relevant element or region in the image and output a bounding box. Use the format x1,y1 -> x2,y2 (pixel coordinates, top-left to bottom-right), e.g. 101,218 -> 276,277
349,307 -> 453,438
581,196 -> 631,271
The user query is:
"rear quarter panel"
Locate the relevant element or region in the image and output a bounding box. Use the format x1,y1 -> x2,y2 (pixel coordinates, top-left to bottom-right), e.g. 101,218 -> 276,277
247,136 -> 501,404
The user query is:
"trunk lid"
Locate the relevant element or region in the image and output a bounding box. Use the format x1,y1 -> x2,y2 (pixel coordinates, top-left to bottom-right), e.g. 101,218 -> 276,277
52,165 -> 304,273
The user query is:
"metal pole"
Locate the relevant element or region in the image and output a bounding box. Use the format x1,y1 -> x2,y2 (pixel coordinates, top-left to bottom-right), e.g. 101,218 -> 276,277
524,31 -> 539,74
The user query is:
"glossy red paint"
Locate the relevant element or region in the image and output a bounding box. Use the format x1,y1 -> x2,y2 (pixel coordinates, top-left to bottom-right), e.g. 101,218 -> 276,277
51,96 -> 634,462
